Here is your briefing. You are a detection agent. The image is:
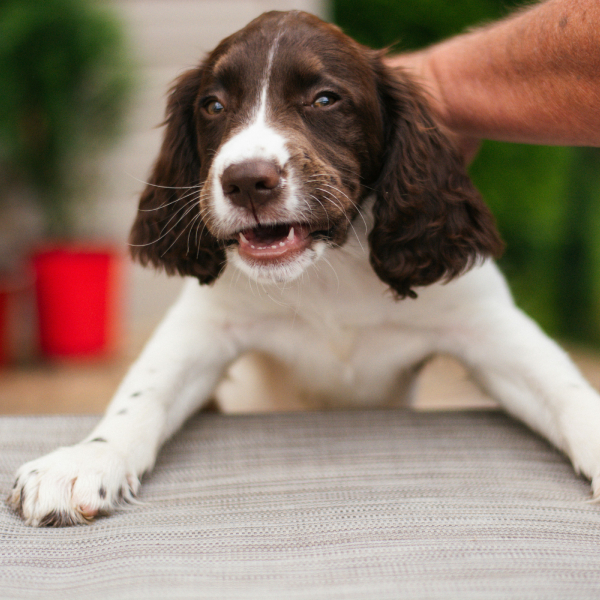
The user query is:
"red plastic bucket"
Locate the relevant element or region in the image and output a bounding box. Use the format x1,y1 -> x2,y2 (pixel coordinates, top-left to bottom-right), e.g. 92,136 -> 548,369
0,288 -> 8,365
32,244 -> 123,359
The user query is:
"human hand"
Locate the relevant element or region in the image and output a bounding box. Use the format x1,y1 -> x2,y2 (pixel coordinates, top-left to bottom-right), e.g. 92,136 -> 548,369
385,52 -> 481,165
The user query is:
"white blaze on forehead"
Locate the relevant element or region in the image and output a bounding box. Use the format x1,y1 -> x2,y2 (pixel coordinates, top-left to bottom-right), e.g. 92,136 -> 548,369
210,32 -> 296,220
212,92 -> 290,178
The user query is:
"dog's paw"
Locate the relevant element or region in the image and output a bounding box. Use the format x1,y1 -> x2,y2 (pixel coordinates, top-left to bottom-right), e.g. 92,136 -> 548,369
590,474 -> 600,503
7,444 -> 139,527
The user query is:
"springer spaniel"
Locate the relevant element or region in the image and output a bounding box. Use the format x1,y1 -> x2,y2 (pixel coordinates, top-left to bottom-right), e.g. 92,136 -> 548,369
9,11 -> 600,526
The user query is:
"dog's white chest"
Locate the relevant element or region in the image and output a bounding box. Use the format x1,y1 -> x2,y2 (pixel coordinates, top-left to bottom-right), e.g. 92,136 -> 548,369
209,243 -> 440,409
219,309 -> 433,411
293,319 -> 434,408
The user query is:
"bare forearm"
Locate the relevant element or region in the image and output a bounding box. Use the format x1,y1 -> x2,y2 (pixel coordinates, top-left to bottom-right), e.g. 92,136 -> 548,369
389,0 -> 600,146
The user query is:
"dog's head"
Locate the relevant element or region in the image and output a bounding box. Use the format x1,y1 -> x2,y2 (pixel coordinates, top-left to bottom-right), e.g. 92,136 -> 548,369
130,11 -> 502,298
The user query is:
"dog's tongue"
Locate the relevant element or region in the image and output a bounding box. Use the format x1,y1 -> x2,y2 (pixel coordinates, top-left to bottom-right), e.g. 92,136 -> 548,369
237,224 -> 312,261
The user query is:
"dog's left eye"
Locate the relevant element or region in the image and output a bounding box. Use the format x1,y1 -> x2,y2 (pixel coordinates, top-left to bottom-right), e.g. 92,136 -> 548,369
311,93 -> 338,109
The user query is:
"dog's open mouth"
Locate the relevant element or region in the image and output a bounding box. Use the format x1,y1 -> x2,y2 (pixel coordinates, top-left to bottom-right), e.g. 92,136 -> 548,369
233,223 -> 317,263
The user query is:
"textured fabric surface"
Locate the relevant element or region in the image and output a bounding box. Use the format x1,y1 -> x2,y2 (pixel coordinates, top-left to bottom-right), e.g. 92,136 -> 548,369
1,409 -> 599,600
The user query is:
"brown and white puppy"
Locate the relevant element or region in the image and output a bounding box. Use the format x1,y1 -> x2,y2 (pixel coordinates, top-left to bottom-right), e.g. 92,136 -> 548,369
9,11 -> 600,526
129,10 -> 501,295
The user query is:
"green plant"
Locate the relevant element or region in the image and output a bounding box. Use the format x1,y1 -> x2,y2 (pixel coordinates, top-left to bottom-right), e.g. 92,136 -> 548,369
0,0 -> 133,237
333,0 -> 522,52
333,0 -> 600,346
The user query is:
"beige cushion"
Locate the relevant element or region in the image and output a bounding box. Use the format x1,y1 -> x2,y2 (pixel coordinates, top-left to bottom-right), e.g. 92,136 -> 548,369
1,410 -> 599,599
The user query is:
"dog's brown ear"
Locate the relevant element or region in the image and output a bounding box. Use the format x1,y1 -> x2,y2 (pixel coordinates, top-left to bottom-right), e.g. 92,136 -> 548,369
368,57 -> 503,299
129,67 -> 225,284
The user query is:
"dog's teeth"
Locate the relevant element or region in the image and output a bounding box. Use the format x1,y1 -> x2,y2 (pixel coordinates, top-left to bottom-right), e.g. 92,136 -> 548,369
279,241 -> 285,247
239,231 -> 249,244
288,227 -> 294,241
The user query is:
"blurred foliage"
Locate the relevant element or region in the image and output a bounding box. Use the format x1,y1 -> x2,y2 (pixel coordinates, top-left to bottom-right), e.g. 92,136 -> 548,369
334,0 -> 600,346
0,0 -> 133,237
333,0 -> 521,51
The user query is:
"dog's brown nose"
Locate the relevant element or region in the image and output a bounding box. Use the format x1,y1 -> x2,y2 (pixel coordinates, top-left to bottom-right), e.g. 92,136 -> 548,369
221,160 -> 282,210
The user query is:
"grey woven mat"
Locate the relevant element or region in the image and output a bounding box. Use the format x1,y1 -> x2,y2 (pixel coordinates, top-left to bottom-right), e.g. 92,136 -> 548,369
1,409 -> 599,600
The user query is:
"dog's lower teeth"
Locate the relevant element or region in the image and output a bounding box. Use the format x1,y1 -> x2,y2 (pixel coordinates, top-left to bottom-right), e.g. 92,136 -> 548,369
238,225 -> 300,250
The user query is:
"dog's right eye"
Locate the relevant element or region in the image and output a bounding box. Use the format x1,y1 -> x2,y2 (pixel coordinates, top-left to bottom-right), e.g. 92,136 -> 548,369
204,99 -> 225,115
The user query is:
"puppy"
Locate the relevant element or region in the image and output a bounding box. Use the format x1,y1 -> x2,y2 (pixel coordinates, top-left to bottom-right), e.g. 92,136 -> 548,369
9,11 -> 600,526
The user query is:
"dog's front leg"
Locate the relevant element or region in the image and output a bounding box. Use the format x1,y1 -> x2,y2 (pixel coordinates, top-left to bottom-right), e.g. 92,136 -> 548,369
8,285 -> 240,526
446,299 -> 600,497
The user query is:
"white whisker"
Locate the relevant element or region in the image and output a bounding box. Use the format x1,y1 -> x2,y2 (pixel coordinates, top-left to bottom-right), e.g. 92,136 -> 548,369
308,194 -> 331,229
316,188 -> 365,253
158,196 -> 199,237
315,182 -> 369,234
186,212 -> 203,255
126,172 -> 202,190
160,204 -> 203,257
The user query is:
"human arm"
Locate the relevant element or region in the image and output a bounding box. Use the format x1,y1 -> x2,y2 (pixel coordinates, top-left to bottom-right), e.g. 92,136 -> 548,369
387,0 -> 600,156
